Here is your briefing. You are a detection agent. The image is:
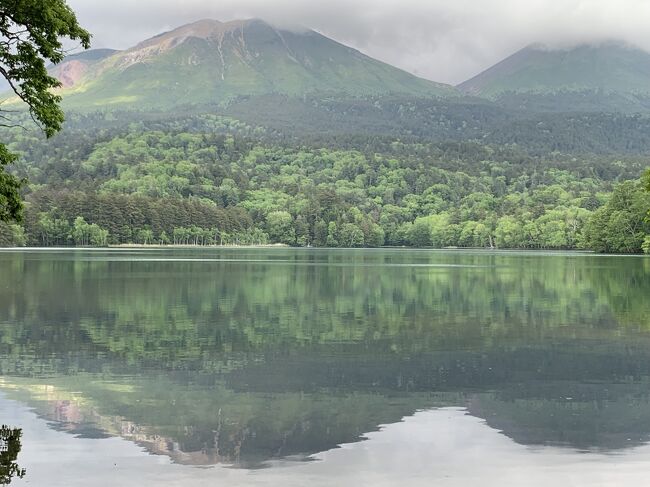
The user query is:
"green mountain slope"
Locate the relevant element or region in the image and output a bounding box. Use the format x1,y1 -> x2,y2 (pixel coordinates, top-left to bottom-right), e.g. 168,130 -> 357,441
58,19 -> 454,109
458,42 -> 650,98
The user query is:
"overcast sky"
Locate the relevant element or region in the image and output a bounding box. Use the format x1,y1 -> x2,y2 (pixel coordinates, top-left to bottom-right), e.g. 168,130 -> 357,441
66,0 -> 650,85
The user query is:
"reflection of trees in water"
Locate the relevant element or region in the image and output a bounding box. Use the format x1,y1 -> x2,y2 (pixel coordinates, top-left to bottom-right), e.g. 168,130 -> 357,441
0,426 -> 25,485
1,253 -> 649,370
0,251 -> 650,464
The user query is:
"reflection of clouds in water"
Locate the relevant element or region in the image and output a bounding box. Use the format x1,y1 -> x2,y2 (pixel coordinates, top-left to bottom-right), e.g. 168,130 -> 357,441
5,394 -> 650,487
2,250 -> 649,483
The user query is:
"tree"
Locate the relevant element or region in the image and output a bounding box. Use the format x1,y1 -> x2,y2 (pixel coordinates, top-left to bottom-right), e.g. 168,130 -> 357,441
90,225 -> 109,247
295,215 -> 310,246
428,213 -> 455,247
159,230 -> 170,245
0,146 -> 22,222
217,178 -> 240,207
137,228 -> 154,245
71,216 -> 89,245
408,218 -> 431,247
643,236 -> 650,255
495,216 -> 525,249
581,180 -> 650,253
0,221 -> 25,246
0,425 -> 26,485
362,221 -> 385,247
37,213 -> 70,246
326,221 -> 338,247
266,211 -> 295,245
339,223 -> 364,247
313,219 -> 328,247
71,216 -> 109,246
173,227 -> 189,245
459,220 -> 491,248
0,1 -> 91,222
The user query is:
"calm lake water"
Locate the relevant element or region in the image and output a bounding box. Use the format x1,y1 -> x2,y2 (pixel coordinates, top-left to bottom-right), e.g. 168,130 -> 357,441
1,248 -> 650,486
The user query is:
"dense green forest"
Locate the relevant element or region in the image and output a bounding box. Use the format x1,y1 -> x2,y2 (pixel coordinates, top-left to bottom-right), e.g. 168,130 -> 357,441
0,107 -> 648,252
0,9 -> 650,254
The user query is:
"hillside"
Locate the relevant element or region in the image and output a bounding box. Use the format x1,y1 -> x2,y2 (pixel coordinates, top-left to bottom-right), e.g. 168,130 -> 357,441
1,23 -> 649,253
458,42 -> 650,99
49,49 -> 118,88
55,18 -> 454,109
2,108 -> 648,251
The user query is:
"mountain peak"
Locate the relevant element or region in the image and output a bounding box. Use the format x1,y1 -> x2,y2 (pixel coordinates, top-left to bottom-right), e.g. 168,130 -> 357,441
133,18 -> 278,50
133,19 -> 223,51
56,18 -> 453,109
458,41 -> 650,97
122,18 -> 303,66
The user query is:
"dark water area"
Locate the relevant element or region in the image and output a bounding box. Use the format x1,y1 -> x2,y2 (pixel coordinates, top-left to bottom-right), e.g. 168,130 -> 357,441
1,248 -> 649,486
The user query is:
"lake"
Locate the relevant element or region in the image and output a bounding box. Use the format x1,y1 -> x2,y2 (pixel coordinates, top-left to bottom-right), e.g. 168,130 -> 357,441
1,248 -> 650,486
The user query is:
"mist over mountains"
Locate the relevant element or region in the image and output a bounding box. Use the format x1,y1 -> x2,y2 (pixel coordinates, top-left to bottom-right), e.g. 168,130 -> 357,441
38,18 -> 650,117
459,42 -> 650,96
52,18 -> 453,109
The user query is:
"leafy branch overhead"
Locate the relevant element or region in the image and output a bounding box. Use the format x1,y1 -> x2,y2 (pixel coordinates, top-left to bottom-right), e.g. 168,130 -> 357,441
0,0 -> 90,222
0,0 -> 90,134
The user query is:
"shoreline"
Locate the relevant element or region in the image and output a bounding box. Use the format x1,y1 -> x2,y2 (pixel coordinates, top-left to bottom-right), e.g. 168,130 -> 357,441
108,243 -> 289,248
2,247 -> 645,256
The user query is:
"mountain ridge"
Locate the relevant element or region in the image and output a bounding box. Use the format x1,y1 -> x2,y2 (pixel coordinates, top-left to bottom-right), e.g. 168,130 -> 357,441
53,18 -> 455,109
38,24 -> 650,115
458,41 -> 650,98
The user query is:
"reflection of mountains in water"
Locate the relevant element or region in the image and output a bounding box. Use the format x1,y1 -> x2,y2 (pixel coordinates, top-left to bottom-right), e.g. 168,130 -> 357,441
1,250 -> 649,465
3,339 -> 650,466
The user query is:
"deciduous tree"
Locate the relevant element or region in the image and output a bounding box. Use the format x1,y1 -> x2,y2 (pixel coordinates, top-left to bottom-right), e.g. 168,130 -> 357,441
0,0 -> 90,221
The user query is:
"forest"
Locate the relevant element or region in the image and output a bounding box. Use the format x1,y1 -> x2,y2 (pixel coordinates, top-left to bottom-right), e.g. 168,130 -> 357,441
0,109 -> 648,252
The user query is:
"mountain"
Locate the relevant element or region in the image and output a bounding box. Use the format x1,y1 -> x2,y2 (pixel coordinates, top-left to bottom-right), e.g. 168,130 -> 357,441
458,42 -> 650,99
56,19 -> 455,109
49,49 -> 118,88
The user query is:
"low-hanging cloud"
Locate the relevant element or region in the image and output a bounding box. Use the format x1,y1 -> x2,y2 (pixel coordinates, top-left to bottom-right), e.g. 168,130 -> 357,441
67,0 -> 650,85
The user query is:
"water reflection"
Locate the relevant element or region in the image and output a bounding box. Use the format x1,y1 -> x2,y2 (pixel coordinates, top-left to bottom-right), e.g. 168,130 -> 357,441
9,400 -> 650,487
0,426 -> 25,485
0,249 -> 649,468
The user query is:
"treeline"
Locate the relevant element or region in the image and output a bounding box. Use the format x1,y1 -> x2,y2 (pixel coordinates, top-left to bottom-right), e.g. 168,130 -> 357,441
13,191 -> 253,246
223,94 -> 650,154
0,115 -> 649,252
582,174 -> 650,253
13,96 -> 650,156
1,169 -> 647,252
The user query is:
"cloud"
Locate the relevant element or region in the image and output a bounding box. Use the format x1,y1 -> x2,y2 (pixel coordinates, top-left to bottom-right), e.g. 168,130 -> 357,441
66,0 -> 650,85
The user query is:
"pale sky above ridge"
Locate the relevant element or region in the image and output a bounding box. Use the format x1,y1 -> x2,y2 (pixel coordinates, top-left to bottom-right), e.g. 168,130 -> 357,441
67,0 -> 650,85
